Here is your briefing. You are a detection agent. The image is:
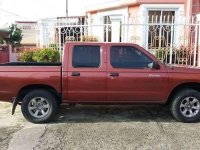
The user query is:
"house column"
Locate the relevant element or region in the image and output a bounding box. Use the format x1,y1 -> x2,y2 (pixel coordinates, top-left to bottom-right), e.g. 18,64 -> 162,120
110,16 -> 121,42
197,14 -> 200,67
38,20 -> 46,48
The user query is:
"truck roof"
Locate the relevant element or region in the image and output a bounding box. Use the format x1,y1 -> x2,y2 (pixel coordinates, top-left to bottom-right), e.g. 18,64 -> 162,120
65,42 -> 139,46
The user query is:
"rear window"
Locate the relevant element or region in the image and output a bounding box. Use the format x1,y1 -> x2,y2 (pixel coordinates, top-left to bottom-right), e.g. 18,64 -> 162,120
72,45 -> 101,68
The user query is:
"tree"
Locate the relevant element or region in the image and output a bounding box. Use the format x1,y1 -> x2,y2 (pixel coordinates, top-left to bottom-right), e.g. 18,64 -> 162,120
8,24 -> 23,46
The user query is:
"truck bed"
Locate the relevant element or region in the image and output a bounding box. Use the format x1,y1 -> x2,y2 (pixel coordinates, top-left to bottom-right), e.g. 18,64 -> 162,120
0,62 -> 62,66
0,62 -> 62,102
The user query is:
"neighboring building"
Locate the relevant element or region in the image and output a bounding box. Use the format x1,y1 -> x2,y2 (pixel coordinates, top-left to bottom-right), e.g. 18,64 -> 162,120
4,21 -> 38,62
15,21 -> 37,51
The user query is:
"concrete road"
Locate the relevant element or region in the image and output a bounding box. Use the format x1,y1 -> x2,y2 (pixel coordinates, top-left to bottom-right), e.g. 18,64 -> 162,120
0,102 -> 200,150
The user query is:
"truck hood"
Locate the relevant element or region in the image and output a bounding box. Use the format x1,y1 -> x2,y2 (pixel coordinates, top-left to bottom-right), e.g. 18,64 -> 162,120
166,64 -> 200,74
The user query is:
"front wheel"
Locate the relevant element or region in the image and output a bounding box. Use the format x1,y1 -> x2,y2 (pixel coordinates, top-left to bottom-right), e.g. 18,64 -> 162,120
170,89 -> 200,123
21,90 -> 58,123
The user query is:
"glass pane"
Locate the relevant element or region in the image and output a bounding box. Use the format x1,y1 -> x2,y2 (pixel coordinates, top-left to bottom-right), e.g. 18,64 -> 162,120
148,11 -> 161,23
162,11 -> 175,23
72,46 -> 100,68
110,46 -> 152,68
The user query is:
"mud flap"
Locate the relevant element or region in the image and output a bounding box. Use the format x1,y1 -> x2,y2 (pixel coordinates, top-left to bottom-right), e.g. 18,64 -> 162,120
12,97 -> 18,115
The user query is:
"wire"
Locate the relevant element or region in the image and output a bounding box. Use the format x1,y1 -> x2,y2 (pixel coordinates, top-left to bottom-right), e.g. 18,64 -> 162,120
0,8 -> 28,19
30,0 -> 64,12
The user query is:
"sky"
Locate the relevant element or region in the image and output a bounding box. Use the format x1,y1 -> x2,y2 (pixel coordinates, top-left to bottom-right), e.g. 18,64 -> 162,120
0,0 -> 117,28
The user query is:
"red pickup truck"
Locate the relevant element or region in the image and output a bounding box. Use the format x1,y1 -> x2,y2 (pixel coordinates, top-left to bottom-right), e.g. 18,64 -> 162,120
0,42 -> 200,123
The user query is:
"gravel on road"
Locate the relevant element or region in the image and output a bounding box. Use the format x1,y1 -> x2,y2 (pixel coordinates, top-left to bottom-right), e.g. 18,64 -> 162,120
0,102 -> 200,150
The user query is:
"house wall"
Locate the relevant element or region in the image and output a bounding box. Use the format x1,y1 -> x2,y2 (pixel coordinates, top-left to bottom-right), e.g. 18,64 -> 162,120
128,5 -> 140,16
89,8 -> 129,42
127,5 -> 142,44
87,0 -> 187,45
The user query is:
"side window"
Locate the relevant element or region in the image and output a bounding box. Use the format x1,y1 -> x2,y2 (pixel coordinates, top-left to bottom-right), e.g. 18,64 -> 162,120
72,45 -> 101,68
110,46 -> 153,68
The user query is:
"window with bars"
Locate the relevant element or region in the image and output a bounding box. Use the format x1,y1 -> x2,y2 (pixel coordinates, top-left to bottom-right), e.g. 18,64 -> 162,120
148,10 -> 175,49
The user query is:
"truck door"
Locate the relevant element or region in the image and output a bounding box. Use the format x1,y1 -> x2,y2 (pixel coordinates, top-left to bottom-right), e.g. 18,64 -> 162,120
106,44 -> 168,102
66,43 -> 106,102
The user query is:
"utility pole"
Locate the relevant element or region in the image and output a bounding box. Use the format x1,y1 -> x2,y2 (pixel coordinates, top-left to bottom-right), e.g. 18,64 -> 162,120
66,0 -> 68,17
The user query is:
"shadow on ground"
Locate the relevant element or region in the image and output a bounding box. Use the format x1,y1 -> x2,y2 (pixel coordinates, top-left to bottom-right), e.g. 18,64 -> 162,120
53,105 -> 175,123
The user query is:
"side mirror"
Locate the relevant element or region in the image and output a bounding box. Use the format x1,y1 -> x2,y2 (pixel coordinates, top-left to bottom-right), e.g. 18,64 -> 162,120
152,61 -> 160,69
148,61 -> 160,69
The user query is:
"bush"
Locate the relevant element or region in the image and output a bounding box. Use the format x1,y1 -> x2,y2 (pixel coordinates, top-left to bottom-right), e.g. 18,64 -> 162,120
18,49 -> 36,62
19,48 -> 60,62
33,48 -> 60,62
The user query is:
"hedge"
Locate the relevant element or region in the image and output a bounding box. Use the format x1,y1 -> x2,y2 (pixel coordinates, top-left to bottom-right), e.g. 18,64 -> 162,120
18,48 -> 60,62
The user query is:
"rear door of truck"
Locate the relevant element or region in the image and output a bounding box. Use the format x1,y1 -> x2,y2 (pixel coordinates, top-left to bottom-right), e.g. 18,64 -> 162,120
64,43 -> 106,102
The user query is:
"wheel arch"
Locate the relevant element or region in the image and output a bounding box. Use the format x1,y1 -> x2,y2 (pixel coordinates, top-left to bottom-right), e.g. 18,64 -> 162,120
167,82 -> 200,104
17,84 -> 61,104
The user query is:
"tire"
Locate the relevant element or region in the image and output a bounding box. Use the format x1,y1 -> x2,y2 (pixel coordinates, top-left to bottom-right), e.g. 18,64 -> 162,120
21,90 -> 58,123
170,88 -> 200,123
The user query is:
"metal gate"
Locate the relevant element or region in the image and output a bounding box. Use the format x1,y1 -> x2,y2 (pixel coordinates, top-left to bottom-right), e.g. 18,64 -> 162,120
37,15 -> 200,67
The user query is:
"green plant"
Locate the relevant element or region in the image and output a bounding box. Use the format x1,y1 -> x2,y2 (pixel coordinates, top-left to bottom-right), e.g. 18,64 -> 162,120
8,24 -> 23,46
18,50 -> 36,62
32,48 -> 60,62
19,48 -> 60,62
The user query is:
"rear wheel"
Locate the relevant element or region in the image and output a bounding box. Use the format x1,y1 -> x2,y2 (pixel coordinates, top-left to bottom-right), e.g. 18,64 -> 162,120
170,89 -> 200,123
21,90 -> 58,123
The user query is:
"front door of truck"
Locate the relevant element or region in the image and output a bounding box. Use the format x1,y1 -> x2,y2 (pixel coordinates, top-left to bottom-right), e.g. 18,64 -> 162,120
106,44 -> 168,102
66,43 -> 106,102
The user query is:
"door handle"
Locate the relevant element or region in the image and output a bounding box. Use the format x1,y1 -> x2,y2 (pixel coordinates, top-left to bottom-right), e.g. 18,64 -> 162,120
71,72 -> 80,76
110,72 -> 119,77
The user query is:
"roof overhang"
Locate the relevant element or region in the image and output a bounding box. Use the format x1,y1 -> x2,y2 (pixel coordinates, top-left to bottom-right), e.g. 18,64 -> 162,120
86,0 -> 185,13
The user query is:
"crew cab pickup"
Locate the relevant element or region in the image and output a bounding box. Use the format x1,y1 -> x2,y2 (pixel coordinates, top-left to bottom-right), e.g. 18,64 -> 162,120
1,42 -> 200,123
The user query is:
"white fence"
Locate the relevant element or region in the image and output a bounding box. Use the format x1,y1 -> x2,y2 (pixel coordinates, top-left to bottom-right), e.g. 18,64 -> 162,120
37,15 -> 200,66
